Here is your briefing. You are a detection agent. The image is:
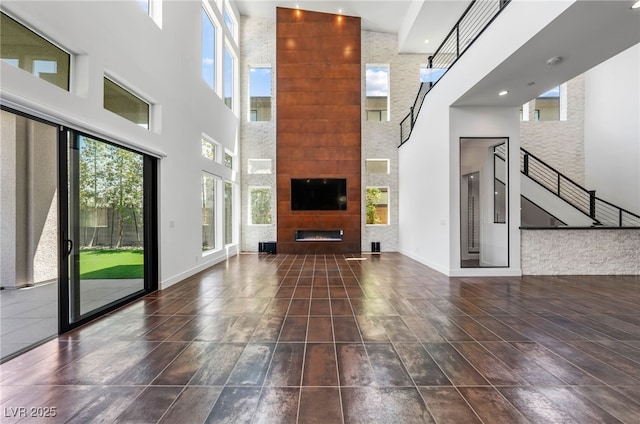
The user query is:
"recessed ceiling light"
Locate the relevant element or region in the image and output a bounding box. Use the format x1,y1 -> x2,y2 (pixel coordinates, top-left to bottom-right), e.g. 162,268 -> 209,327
499,90 -> 509,96
338,8 -> 343,14
632,0 -> 640,9
424,39 -> 429,44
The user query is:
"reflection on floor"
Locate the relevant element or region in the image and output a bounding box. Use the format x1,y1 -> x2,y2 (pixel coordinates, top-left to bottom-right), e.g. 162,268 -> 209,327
0,279 -> 142,361
78,278 -> 144,315
1,253 -> 640,423
0,282 -> 57,360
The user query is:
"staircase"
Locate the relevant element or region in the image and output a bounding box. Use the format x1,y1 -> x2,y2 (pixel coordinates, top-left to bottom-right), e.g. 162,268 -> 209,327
494,144 -> 640,227
399,0 -> 512,146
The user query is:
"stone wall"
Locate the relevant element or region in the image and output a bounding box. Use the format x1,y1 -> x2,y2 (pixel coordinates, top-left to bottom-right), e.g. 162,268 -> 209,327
521,229 -> 640,275
361,31 -> 424,252
520,75 -> 586,185
239,19 -> 425,252
240,16 -> 277,252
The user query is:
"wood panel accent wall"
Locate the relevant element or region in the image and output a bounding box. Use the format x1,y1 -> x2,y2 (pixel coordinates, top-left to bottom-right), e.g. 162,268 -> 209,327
276,8 -> 361,254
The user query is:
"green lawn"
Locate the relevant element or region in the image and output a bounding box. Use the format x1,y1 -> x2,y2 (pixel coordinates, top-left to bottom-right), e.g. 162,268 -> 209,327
79,249 -> 144,279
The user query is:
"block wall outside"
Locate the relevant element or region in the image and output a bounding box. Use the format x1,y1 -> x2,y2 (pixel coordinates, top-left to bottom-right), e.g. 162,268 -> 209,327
521,229 -> 640,275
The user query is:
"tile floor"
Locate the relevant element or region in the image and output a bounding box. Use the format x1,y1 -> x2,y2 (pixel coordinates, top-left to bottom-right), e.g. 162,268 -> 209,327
0,279 -> 144,360
1,253 -> 639,423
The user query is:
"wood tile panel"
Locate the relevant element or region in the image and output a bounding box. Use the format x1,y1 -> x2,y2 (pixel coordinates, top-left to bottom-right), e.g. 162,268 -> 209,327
277,8 -> 361,254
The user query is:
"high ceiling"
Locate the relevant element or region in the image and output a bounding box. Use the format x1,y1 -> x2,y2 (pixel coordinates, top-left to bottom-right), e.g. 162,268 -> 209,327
231,0 -> 472,53
232,1 -> 640,107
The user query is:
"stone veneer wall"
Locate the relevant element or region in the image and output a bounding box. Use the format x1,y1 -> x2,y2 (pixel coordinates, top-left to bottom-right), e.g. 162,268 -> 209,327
240,16 -> 277,252
361,31 -> 424,252
520,75 -> 586,185
239,19 -> 424,252
521,229 -> 640,275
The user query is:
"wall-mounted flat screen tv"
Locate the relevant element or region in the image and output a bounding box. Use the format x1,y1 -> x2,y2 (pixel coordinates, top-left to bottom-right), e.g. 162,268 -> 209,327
291,178 -> 347,211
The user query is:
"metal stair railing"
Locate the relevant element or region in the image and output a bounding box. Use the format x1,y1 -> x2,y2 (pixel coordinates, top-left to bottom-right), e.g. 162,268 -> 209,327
399,0 -> 511,147
494,143 -> 640,227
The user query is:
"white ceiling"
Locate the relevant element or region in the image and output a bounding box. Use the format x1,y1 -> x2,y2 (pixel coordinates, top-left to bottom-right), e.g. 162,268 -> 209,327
454,0 -> 640,107
231,0 -> 471,53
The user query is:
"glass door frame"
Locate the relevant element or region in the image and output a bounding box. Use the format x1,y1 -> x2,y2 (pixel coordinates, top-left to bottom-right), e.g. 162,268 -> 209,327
459,137 -> 510,269
58,127 -> 158,333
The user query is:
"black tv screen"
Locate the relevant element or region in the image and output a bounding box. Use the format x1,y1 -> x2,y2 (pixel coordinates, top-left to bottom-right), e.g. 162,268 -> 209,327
291,178 -> 347,211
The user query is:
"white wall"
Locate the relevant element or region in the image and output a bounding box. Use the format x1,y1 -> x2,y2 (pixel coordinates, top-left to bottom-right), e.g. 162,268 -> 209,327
398,0 -> 572,275
585,44 -> 640,214
1,1 -> 240,289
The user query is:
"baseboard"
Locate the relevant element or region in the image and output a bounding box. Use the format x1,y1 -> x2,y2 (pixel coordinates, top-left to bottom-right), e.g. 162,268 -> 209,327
160,249 -> 237,290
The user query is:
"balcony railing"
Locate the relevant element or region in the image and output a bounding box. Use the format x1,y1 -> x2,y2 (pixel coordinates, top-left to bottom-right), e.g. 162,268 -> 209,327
399,0 -> 511,147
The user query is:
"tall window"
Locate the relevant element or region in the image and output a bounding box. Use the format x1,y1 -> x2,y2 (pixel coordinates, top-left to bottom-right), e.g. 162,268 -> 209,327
250,187 -> 272,225
365,65 -> 389,121
249,67 -> 272,121
223,5 -> 234,34
534,86 -> 560,121
366,187 -> 389,225
202,173 -> 216,252
224,46 -> 234,110
225,182 -> 233,244
202,138 -> 217,161
201,7 -> 216,90
224,151 -> 233,169
1,12 -> 70,90
103,77 -> 150,129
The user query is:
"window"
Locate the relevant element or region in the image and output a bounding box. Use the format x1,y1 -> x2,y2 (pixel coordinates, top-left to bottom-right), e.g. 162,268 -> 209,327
202,173 -> 216,251
201,7 -> 216,90
248,159 -> 271,174
135,0 -> 161,26
419,64 -> 446,84
365,65 -> 389,121
365,159 -> 390,174
223,5 -> 234,35
224,151 -> 233,169
534,86 -> 560,121
225,181 -> 233,244
103,77 -> 150,129
366,187 -> 389,225
1,12 -> 70,90
136,0 -> 150,14
250,187 -> 272,225
202,138 -> 217,161
224,46 -> 234,110
249,67 -> 272,121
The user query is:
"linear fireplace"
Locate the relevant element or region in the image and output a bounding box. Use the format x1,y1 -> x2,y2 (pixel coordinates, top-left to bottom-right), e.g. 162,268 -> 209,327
295,230 -> 344,242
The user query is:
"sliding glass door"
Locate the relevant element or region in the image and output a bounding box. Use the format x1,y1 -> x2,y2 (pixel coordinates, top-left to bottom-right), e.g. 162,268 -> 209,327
1,108 -> 157,358
0,109 -> 59,361
61,129 -> 157,330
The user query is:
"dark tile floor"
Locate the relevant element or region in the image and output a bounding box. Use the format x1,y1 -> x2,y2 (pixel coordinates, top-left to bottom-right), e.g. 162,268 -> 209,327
1,253 -> 640,423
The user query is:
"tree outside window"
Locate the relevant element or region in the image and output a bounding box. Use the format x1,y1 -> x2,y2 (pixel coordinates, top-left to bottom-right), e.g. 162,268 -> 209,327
250,187 -> 272,225
366,187 -> 389,225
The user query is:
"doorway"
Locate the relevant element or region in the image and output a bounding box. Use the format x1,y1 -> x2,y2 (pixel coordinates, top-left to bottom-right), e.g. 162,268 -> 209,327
459,138 -> 509,268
